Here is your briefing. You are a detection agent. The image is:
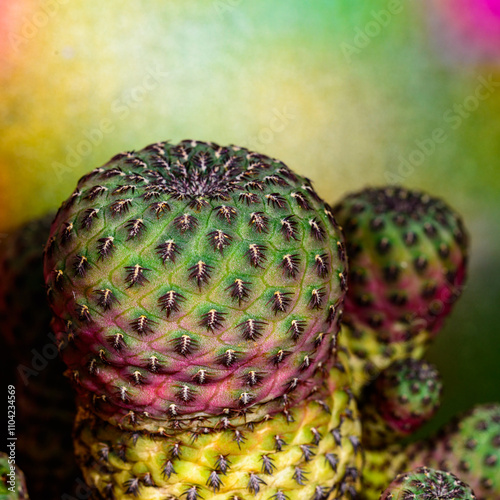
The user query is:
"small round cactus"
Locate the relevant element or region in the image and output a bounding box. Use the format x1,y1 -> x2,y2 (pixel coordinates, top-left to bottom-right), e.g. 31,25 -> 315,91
361,358 -> 442,448
381,467 -> 476,500
428,404 -> 500,500
332,186 -> 468,393
363,404 -> 500,500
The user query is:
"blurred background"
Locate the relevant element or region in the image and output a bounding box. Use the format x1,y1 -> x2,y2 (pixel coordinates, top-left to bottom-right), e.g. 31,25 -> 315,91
0,0 -> 499,433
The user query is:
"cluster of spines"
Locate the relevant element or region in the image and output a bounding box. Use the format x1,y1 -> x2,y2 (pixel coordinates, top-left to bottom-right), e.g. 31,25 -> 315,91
51,236 -> 338,297
68,312 -> 336,374
74,388 -> 361,500
49,246 -> 337,312
54,167 -> 336,258
344,190 -> 464,267
57,346 -> 343,428
381,467 -> 476,500
48,271 -> 337,338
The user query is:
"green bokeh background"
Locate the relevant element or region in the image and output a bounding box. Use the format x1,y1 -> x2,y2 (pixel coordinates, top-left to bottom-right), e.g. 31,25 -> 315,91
0,0 -> 499,433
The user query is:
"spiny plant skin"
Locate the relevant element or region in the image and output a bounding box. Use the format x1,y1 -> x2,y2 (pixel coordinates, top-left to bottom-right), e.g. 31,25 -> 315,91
380,467 -> 476,500
0,215 -> 80,500
43,140 -> 347,431
363,404 -> 500,500
332,186 -> 468,393
363,444 -> 422,500
360,358 -> 442,449
73,367 -> 362,500
0,452 -> 30,500
334,186 -> 468,338
424,404 -> 500,500
339,322 -> 430,397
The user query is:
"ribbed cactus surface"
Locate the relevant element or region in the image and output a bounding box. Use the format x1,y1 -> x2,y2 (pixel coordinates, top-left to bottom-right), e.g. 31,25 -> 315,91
43,140 -> 348,431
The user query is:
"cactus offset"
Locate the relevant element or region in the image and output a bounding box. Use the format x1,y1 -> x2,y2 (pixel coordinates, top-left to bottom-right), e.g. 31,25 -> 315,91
360,358 -> 442,449
380,467 -> 476,500
425,404 -> 500,500
363,404 -> 500,500
332,186 -> 468,392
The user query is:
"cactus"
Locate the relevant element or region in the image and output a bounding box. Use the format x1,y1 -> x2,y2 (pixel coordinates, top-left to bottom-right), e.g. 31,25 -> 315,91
380,467 -> 476,500
360,358 -> 442,449
363,404 -> 500,500
74,364 -> 362,500
42,140 -> 363,498
333,186 -> 468,393
43,139 -> 348,431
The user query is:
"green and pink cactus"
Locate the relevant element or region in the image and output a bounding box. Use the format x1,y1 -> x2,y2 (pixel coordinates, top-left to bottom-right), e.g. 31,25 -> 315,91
360,358 -> 442,449
363,404 -> 500,500
333,186 -> 468,392
380,467 -> 476,500
41,140 -> 364,499
43,140 -> 348,431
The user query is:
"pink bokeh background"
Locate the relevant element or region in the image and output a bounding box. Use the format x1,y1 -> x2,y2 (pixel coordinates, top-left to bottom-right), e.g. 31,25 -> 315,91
429,0 -> 500,63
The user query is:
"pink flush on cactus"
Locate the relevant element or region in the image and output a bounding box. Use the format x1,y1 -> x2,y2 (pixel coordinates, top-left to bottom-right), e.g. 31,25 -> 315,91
429,0 -> 500,63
